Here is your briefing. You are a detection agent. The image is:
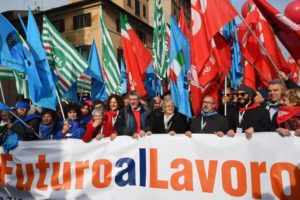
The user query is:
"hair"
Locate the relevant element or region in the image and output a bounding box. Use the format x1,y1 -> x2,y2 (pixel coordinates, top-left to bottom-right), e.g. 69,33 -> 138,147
41,109 -> 57,119
65,103 -> 80,114
93,100 -> 104,108
268,79 -> 286,89
162,98 -> 174,108
92,108 -> 104,116
106,94 -> 124,110
128,90 -> 141,99
283,89 -> 300,106
203,95 -> 215,104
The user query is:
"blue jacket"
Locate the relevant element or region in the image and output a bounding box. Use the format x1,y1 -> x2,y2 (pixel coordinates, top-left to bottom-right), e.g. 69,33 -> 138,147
53,119 -> 85,139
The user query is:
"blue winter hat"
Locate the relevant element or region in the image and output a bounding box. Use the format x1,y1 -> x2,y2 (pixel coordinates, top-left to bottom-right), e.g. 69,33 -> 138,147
15,101 -> 30,110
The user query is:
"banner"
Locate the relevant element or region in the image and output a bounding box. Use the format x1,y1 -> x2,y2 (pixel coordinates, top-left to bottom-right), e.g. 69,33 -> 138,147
0,133 -> 299,199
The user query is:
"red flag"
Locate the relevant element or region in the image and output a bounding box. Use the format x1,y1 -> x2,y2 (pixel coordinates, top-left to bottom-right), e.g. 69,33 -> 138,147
238,5 -> 288,88
243,61 -> 257,90
121,15 -> 149,96
253,0 -> 300,66
190,0 -> 237,115
179,7 -> 189,37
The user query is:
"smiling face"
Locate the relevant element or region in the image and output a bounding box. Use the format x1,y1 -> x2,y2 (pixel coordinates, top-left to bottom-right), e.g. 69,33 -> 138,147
109,97 -> 119,111
237,90 -> 250,106
163,100 -> 175,115
268,84 -> 283,103
129,94 -> 140,110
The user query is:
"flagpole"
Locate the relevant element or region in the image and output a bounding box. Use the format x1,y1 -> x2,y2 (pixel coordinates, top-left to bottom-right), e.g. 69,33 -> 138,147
55,89 -> 66,121
224,77 -> 227,117
242,53 -> 270,84
9,110 -> 39,138
238,13 -> 281,78
0,81 -> 6,104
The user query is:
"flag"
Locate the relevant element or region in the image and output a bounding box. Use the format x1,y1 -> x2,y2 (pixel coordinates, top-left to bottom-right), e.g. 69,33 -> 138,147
0,14 -> 43,104
190,0 -> 237,115
178,6 -> 189,37
27,10 -> 57,110
100,14 -> 122,95
0,102 -> 11,111
42,15 -> 88,95
170,16 -> 192,118
87,39 -> 107,102
253,0 -> 300,66
120,58 -> 127,95
238,3 -> 288,88
13,70 -> 29,98
223,20 -> 243,89
153,0 -> 169,79
63,83 -> 78,103
0,66 -> 15,80
120,14 -> 148,96
144,62 -> 161,99
77,74 -> 91,92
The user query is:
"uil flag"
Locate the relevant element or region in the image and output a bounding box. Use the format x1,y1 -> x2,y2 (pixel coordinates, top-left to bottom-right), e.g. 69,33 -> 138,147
170,16 -> 192,118
144,62 -> 161,99
190,0 -> 237,115
100,14 -> 122,95
87,39 -> 107,102
120,58 -> 127,95
120,14 -> 147,96
0,14 -> 42,103
27,10 -> 57,110
42,15 -> 88,96
153,0 -> 169,79
253,0 -> 300,66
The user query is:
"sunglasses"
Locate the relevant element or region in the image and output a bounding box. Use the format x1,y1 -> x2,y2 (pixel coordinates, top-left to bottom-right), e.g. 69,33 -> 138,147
237,92 -> 247,97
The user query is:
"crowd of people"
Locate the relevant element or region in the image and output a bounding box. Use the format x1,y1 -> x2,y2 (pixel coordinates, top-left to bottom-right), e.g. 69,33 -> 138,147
0,71 -> 300,153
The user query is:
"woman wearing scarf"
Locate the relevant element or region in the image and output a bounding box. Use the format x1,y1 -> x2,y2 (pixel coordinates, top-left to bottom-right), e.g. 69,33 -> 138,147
187,95 -> 229,137
102,94 -> 124,140
82,108 -> 105,142
148,99 -> 190,136
276,89 -> 300,137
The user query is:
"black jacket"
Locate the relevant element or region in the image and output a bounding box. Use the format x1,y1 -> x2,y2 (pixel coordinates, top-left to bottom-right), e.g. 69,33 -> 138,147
190,113 -> 229,133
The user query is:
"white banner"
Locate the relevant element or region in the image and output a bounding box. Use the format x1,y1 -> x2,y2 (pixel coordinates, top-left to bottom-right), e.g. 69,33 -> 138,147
0,133 -> 300,200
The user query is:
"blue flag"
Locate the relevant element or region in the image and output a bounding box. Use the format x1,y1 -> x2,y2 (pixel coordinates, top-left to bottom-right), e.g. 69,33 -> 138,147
0,102 -> 11,111
26,9 -> 57,110
120,58 -> 127,95
144,62 -> 160,99
63,83 -> 78,103
0,14 -> 43,104
170,16 -> 192,118
223,20 -> 242,89
88,39 -> 107,101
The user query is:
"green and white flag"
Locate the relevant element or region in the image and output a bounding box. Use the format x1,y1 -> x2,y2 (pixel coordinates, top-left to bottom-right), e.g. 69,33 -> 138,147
0,66 -> 29,98
100,14 -> 121,95
77,74 -> 91,92
153,0 -> 169,80
42,15 -> 88,95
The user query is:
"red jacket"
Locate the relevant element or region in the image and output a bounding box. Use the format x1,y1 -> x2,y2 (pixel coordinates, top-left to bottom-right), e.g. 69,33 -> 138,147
82,120 -> 101,143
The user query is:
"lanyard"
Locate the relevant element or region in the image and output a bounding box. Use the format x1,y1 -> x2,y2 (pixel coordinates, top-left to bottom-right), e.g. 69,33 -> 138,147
238,102 -> 251,126
201,116 -> 207,131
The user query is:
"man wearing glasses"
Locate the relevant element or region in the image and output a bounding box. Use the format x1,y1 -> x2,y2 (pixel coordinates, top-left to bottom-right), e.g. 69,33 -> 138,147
226,84 -> 272,139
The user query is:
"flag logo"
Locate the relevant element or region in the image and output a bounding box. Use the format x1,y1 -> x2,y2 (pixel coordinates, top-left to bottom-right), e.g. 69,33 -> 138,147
52,47 -> 67,70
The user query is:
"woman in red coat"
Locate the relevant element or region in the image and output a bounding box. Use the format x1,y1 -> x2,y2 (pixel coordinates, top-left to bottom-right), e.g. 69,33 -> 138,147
82,108 -> 104,142
102,94 -> 124,140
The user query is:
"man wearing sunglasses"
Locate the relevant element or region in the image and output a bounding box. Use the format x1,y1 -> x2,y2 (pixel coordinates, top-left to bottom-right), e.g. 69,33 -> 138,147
227,84 -> 271,139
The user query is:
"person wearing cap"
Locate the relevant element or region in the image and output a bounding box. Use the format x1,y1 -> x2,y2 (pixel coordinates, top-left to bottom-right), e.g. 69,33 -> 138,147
226,84 -> 272,139
9,100 -> 41,141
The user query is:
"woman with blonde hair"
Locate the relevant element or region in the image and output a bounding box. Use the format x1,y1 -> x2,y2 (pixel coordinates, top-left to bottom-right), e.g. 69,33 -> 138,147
276,89 -> 300,137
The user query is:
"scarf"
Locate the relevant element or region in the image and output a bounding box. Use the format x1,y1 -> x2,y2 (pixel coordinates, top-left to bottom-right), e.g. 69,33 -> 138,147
276,106 -> 300,125
201,110 -> 218,117
103,110 -> 118,137
239,102 -> 260,112
266,101 -> 280,110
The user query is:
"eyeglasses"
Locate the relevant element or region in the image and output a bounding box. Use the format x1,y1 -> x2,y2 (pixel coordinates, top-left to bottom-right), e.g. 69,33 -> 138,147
221,93 -> 233,96
202,101 -> 214,104
237,92 -> 247,97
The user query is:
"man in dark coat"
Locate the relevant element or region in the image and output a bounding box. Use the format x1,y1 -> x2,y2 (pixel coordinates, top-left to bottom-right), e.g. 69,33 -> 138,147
186,95 -> 229,137
227,84 -> 272,139
114,91 -> 151,138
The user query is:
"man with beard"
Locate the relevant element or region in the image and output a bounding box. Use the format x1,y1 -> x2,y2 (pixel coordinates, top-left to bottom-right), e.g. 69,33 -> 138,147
227,84 -> 272,139
186,95 -> 228,137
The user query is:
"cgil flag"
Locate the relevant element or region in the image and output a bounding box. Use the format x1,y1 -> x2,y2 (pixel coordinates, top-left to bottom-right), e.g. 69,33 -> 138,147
170,16 -> 192,118
100,14 -> 122,95
42,15 -> 88,95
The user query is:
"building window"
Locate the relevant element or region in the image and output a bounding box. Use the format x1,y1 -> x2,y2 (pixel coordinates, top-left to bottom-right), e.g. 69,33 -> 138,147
116,18 -> 120,33
76,45 -> 91,60
135,0 -> 140,17
52,19 -> 65,32
136,29 -> 146,44
143,4 -> 147,18
127,0 -> 132,7
73,13 -> 91,30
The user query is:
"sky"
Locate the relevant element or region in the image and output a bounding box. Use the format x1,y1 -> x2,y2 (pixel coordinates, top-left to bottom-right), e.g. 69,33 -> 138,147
0,0 -> 292,13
